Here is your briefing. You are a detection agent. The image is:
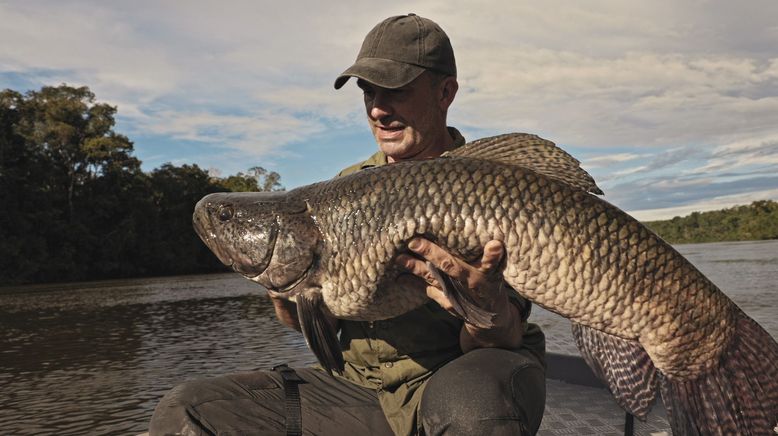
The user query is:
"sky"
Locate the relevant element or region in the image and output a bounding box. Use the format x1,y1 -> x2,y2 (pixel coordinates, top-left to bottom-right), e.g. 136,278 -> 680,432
1,0 -> 777,220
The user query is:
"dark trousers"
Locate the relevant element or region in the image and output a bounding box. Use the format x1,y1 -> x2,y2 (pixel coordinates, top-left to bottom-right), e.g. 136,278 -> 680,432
149,348 -> 546,435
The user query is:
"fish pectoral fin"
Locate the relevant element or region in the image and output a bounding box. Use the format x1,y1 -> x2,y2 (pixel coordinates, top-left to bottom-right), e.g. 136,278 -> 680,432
571,322 -> 658,420
426,262 -> 497,329
297,289 -> 344,376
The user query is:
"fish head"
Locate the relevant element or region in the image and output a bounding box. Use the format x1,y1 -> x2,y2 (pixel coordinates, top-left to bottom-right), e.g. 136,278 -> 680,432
193,192 -> 320,297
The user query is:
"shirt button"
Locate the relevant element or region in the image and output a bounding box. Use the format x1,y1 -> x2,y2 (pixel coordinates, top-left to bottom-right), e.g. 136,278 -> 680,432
384,362 -> 393,368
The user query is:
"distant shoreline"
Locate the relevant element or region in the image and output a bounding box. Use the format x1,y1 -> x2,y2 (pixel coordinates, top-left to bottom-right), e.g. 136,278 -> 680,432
642,200 -> 777,244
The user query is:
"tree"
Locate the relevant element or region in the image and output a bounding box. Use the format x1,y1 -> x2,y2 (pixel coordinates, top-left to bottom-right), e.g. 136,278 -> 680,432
0,90 -> 56,280
1,83 -> 286,284
145,164 -> 227,274
248,166 -> 284,191
644,200 -> 778,244
13,85 -> 136,222
218,166 -> 284,192
219,173 -> 260,192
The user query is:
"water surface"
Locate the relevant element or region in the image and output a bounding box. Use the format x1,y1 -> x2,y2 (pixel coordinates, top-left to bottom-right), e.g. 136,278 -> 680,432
1,240 -> 775,435
0,274 -> 315,435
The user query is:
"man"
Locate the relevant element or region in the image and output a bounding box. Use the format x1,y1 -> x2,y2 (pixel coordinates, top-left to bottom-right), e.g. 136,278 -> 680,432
150,14 -> 546,435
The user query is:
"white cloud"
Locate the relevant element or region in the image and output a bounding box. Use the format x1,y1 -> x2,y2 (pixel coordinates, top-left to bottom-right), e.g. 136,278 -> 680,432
611,165 -> 649,178
0,3 -> 180,96
629,188 -> 778,221
453,49 -> 778,148
680,134 -> 778,177
584,153 -> 644,168
1,0 -> 777,214
132,109 -> 326,157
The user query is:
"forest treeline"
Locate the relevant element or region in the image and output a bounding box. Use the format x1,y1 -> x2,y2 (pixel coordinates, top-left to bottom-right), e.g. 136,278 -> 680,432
1,85 -> 282,285
644,200 -> 778,244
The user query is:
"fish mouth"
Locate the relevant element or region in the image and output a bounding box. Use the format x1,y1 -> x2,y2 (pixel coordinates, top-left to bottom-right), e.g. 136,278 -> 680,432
193,208 -> 237,269
253,258 -> 315,299
193,205 -> 278,277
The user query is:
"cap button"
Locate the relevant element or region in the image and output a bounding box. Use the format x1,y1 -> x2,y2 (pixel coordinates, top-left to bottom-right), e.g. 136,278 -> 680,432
407,13 -> 416,16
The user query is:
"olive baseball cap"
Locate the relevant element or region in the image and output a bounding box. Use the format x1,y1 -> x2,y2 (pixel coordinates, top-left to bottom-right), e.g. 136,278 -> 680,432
334,14 -> 456,90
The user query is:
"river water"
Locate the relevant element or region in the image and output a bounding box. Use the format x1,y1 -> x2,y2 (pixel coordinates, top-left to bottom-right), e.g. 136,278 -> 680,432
1,240 -> 776,435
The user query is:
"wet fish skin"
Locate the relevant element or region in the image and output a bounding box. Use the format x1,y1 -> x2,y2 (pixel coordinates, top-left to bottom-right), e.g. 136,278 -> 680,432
195,144 -> 731,376
194,192 -> 323,291
193,133 -> 778,434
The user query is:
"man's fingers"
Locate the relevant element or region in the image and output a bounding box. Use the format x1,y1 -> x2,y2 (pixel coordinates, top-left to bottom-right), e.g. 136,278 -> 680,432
395,273 -> 453,312
479,240 -> 505,273
396,253 -> 439,286
408,238 -> 468,280
402,237 -> 507,316
425,285 -> 453,312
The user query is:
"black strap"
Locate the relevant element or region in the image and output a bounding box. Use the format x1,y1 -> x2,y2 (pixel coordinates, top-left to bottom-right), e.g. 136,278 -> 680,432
624,412 -> 634,436
273,364 -> 304,436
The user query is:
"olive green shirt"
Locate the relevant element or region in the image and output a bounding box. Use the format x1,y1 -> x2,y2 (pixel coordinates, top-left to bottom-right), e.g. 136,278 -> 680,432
335,127 -> 546,436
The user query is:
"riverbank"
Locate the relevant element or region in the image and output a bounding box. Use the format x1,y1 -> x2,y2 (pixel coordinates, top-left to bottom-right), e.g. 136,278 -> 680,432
644,200 -> 778,244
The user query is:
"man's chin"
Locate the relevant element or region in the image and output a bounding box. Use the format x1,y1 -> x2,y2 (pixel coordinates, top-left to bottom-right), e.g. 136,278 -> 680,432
378,139 -> 410,159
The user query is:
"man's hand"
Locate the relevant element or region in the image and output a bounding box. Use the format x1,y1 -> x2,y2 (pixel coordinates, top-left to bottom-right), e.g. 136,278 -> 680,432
395,237 -> 524,352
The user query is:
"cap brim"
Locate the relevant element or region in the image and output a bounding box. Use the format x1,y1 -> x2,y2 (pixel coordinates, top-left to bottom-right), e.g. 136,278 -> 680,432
334,57 -> 425,89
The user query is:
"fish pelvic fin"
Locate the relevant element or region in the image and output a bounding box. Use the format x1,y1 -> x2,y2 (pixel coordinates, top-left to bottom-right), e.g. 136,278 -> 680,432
297,289 -> 344,376
658,311 -> 778,435
425,261 -> 497,329
571,322 -> 659,420
443,133 -> 604,195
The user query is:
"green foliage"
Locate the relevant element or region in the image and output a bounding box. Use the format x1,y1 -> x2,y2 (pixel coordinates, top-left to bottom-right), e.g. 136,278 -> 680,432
0,84 -> 284,285
218,166 -> 284,192
643,200 -> 778,244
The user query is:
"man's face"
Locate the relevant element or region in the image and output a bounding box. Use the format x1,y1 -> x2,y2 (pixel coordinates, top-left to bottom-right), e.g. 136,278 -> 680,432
358,73 -> 452,162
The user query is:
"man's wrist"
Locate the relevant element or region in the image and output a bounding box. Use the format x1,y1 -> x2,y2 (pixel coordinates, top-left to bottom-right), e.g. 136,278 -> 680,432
459,293 -> 524,352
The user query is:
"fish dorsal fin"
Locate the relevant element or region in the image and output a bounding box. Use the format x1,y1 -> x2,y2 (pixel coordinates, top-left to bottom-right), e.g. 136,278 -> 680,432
443,133 -> 603,195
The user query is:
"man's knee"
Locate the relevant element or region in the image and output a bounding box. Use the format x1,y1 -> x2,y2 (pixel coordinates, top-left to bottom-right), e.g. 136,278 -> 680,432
419,348 -> 546,435
149,371 -> 282,435
149,379 -> 209,436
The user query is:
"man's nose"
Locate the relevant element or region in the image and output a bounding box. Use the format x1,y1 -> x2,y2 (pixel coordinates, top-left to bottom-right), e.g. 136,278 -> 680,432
369,92 -> 392,120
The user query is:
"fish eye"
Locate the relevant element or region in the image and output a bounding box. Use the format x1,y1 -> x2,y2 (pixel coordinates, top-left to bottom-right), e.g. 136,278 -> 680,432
217,205 -> 234,222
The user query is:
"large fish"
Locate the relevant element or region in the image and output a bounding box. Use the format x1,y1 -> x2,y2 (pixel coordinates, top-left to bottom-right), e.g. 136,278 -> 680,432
193,134 -> 778,435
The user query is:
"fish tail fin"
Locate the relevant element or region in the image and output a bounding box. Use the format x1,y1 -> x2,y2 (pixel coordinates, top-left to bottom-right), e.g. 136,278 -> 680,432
659,312 -> 778,435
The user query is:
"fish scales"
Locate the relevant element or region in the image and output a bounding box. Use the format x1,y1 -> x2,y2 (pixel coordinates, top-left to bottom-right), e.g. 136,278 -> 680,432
291,155 -> 735,376
193,133 -> 778,434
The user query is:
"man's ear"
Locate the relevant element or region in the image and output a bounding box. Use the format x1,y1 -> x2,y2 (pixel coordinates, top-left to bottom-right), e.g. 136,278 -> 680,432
439,77 -> 458,111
